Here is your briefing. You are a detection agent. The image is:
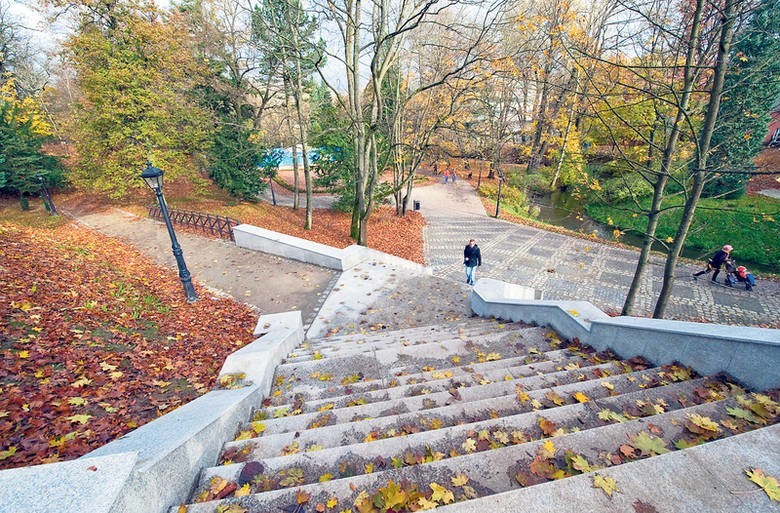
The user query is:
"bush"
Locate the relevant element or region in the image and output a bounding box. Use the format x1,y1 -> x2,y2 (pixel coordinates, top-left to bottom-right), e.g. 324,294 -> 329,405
514,172 -> 553,193
478,182 -> 534,216
600,174 -> 654,203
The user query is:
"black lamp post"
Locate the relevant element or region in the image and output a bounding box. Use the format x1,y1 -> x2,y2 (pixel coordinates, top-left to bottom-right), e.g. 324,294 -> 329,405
141,162 -> 199,303
495,170 -> 504,218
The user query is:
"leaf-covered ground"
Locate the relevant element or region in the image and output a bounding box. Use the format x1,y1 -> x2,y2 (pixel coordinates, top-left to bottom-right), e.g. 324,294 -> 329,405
0,219 -> 257,469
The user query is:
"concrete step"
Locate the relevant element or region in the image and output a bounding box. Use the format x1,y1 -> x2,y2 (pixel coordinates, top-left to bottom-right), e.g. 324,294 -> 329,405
181,391 -> 775,512
174,322 -> 779,513
268,327 -> 569,405
265,349 -> 590,414
201,375 -> 723,484
287,319 -> 533,362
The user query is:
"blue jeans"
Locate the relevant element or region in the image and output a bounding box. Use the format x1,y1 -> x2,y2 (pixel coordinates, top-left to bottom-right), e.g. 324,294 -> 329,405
465,265 -> 477,285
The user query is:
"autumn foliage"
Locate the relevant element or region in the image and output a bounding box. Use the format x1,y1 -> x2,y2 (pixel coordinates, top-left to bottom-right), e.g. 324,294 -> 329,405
0,220 -> 257,469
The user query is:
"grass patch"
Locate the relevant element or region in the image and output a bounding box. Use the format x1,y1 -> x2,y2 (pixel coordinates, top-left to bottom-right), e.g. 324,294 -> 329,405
586,194 -> 780,272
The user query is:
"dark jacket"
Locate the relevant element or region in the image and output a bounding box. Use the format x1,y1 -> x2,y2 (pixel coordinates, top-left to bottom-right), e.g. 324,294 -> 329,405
464,244 -> 481,267
710,249 -> 730,268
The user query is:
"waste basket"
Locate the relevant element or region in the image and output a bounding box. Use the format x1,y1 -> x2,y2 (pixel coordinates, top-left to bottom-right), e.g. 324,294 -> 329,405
413,200 -> 420,210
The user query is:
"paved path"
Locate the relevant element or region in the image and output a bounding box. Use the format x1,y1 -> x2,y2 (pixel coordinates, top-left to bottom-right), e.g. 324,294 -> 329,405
412,180 -> 780,327
68,209 -> 337,327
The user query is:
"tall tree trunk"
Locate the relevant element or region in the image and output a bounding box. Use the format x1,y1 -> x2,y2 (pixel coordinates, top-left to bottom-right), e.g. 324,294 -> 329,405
653,0 -> 736,318
621,0 -> 706,315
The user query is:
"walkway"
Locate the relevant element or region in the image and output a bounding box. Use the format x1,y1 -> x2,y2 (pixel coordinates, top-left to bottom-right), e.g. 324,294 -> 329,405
412,180 -> 780,327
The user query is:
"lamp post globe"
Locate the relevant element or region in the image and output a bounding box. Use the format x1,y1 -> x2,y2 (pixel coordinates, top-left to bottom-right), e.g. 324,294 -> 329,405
141,163 -> 198,303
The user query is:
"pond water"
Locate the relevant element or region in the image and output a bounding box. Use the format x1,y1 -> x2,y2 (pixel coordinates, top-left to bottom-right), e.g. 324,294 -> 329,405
529,190 -> 705,263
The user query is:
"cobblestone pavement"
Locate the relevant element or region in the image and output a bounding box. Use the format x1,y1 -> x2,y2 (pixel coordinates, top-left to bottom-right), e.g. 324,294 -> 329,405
413,181 -> 780,327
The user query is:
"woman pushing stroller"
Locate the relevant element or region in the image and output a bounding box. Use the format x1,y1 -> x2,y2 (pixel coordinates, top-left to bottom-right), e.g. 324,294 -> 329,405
693,245 -> 732,283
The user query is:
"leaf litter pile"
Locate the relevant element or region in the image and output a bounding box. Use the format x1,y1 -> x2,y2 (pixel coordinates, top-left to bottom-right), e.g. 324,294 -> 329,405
0,221 -> 257,469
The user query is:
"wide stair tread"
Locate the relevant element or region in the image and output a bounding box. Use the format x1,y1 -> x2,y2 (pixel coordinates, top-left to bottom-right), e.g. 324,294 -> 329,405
176,322 -> 778,513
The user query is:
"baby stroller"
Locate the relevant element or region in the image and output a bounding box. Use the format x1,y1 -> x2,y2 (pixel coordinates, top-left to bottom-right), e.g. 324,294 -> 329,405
724,259 -> 756,291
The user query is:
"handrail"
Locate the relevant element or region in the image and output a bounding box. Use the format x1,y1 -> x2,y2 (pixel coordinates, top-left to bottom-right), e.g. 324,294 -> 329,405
147,206 -> 240,241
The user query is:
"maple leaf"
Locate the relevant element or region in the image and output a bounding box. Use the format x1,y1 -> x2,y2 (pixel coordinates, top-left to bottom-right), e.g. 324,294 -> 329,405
68,397 -> 88,406
530,399 -> 543,410
572,391 -> 590,403
326,497 -> 338,508
592,474 -> 619,497
630,432 -> 669,456
462,438 -> 477,453
380,480 -> 407,509
0,446 -> 17,461
279,467 -> 304,487
545,391 -> 565,406
215,505 -> 247,513
746,468 -> 780,502
296,489 -> 311,504
515,384 -> 530,403
430,482 -> 455,504
684,414 -> 721,439
234,483 -> 251,497
600,381 -> 615,391
726,406 -> 762,424
417,497 -> 438,510
540,440 -> 556,459
67,414 -> 92,425
569,453 -> 594,473
451,473 -> 469,487
539,417 -> 558,436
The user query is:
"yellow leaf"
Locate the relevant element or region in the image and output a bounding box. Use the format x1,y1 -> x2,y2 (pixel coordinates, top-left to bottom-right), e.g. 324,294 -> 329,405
109,371 -> 123,380
67,414 -> 92,425
18,350 -> 30,359
573,392 -> 590,403
430,482 -> 454,504
541,440 -> 556,459
68,397 -> 87,406
567,309 -> 579,317
100,362 -> 117,372
592,474 -> 619,496
745,468 -> 780,501
417,497 -> 438,510
462,438 -> 477,453
234,483 -> 251,497
326,497 -> 338,508
451,356 -> 461,364
451,473 -> 469,487
71,376 -> 92,388
153,380 -> 170,388
600,381 -> 614,390
252,421 -> 265,434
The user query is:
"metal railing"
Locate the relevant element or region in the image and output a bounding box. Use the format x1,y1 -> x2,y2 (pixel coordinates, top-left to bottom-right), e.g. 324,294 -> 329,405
148,206 -> 240,241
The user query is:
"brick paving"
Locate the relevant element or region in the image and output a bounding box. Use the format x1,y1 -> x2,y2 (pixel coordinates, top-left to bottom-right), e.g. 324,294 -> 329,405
414,181 -> 780,327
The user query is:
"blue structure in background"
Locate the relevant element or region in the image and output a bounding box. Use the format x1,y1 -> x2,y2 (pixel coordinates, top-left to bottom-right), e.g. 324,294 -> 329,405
276,146 -> 320,168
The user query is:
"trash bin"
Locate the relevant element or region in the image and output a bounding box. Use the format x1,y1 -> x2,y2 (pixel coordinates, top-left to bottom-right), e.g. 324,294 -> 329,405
413,200 -> 420,210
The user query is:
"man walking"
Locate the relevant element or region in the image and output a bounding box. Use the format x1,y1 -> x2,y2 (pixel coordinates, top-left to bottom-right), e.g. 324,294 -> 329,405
464,239 -> 482,286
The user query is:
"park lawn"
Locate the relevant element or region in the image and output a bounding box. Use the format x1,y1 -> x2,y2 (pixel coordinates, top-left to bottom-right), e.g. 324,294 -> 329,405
586,194 -> 780,272
0,209 -> 257,470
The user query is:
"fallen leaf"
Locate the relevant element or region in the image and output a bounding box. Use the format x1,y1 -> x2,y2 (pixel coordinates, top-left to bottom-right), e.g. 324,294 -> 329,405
592,474 -> 619,497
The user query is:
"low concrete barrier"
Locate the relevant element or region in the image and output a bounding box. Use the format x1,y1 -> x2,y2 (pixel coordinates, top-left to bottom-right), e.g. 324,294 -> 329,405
0,312 -> 303,513
471,278 -> 780,391
233,224 -> 431,274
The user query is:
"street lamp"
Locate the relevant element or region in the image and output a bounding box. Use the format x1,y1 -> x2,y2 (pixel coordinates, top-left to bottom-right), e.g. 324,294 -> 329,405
495,170 -> 505,219
141,162 -> 199,303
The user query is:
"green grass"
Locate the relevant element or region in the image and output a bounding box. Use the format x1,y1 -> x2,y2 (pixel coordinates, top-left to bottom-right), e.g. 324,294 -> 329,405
586,194 -> 780,272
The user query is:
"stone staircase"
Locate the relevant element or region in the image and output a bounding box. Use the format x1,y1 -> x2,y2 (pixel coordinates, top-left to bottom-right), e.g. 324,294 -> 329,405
174,317 -> 778,513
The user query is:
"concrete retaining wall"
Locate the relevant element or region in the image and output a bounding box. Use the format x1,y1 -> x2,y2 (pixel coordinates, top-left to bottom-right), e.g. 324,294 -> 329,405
0,312 -> 303,513
471,278 -> 780,390
233,224 -> 430,274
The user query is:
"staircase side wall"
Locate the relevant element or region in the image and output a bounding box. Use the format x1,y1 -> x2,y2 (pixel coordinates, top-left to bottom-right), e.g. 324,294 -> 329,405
471,279 -> 780,390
